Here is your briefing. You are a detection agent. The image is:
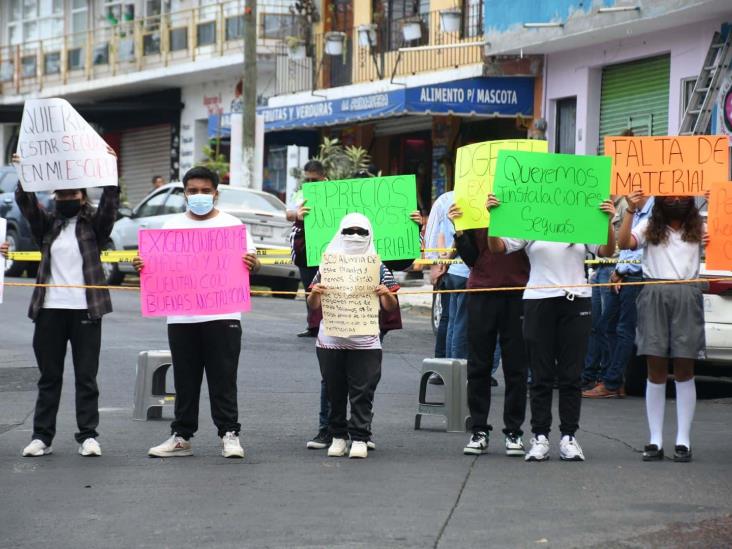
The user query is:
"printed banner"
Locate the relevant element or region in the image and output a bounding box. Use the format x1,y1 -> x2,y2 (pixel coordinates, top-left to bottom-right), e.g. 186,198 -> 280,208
0,218 -> 5,304
453,139 -> 548,231
605,135 -> 728,196
139,226 -> 251,317
320,253 -> 380,337
490,150 -> 612,244
705,181 -> 732,270
303,175 -> 420,266
16,98 -> 118,192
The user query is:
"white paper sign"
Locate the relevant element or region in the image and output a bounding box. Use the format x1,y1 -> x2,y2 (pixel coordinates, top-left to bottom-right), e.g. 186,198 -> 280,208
0,218 -> 6,304
16,98 -> 118,192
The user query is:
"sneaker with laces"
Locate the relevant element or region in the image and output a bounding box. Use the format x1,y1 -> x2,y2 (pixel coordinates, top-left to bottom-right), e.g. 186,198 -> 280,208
559,435 -> 585,461
306,429 -> 332,449
222,432 -> 244,458
22,439 -> 52,457
327,438 -> 349,457
79,438 -> 102,457
367,439 -> 376,451
525,435 -> 550,462
505,434 -> 525,457
463,431 -> 489,455
349,441 -> 368,459
148,435 -> 192,457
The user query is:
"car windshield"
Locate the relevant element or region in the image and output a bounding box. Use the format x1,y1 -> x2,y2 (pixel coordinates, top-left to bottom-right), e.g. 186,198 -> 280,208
217,187 -> 285,214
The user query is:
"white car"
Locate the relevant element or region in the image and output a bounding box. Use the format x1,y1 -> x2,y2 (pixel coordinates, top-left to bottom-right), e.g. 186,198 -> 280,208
106,182 -> 300,296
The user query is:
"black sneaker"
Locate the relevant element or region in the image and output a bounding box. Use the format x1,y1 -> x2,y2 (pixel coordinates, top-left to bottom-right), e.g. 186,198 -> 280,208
306,429 -> 332,449
673,445 -> 692,462
297,328 -> 318,338
642,444 -> 664,461
463,431 -> 489,455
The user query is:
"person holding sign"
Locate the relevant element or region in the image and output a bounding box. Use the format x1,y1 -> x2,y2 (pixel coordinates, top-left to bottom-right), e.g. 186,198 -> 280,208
2,151 -> 119,458
618,193 -> 707,463
307,213 -> 399,459
134,167 -> 260,459
487,194 -> 617,462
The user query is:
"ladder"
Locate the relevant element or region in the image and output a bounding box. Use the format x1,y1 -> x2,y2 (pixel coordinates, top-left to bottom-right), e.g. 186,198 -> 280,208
679,31 -> 732,136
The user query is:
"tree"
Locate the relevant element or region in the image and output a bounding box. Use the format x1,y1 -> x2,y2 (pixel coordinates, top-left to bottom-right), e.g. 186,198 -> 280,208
313,137 -> 372,180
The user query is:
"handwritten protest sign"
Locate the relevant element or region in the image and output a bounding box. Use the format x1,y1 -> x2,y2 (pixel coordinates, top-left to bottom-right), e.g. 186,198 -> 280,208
139,225 -> 250,317
0,218 -> 5,304
453,139 -> 548,231
320,253 -> 380,337
605,135 -> 728,196
303,175 -> 419,266
490,150 -> 611,244
16,98 -> 118,192
705,181 -> 732,270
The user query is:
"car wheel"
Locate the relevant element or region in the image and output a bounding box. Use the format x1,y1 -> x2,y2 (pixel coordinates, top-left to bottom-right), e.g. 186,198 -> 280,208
271,278 -> 299,299
4,229 -> 25,277
432,290 -> 442,336
102,241 -> 125,286
624,353 -> 647,397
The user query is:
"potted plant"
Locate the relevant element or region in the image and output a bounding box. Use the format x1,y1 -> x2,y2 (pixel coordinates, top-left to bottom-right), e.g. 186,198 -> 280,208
357,24 -> 377,48
401,17 -> 422,42
285,36 -> 306,60
439,8 -> 462,33
324,31 -> 347,56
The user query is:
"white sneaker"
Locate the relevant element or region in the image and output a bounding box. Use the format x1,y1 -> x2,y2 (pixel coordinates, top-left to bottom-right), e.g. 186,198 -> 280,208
22,439 -> 52,457
79,438 -> 102,457
525,435 -> 550,462
463,432 -> 489,455
148,435 -> 192,457
349,441 -> 368,459
327,438 -> 349,457
559,435 -> 585,462
505,434 -> 525,457
222,432 -> 245,459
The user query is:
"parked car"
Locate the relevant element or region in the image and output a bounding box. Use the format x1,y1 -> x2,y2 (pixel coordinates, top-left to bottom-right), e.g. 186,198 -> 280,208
108,182 -> 300,296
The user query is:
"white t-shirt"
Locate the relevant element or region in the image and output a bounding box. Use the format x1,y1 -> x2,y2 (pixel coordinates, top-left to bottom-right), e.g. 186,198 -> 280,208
631,219 -> 702,280
44,219 -> 87,310
502,239 -> 600,300
162,211 -> 256,324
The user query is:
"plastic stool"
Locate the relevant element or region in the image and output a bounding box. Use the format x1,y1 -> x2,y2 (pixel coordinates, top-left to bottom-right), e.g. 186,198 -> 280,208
133,350 -> 176,421
415,358 -> 470,432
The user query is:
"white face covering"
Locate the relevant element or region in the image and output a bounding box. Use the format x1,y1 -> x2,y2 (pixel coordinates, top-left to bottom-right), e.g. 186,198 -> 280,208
324,213 -> 377,257
342,234 -> 371,255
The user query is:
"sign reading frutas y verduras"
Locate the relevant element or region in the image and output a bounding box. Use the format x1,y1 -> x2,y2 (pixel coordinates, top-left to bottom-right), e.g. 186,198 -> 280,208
490,150 -> 611,244
705,181 -> 732,271
453,139 -> 548,231
320,253 -> 380,337
605,135 -> 728,196
139,226 -> 251,317
16,98 -> 118,192
303,175 -> 420,266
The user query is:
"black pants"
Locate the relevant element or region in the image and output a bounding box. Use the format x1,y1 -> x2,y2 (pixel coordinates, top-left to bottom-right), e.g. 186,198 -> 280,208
317,348 -> 381,441
299,266 -> 320,330
32,309 -> 102,445
168,320 -> 242,439
466,292 -> 528,435
523,297 -> 591,437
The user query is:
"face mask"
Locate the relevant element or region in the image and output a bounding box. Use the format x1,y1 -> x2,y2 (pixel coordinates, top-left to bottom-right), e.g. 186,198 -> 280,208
342,234 -> 370,255
55,199 -> 82,219
660,199 -> 693,220
187,194 -> 214,216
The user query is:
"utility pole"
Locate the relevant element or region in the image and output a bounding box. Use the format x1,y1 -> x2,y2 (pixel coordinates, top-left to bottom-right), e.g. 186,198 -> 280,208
241,0 -> 257,188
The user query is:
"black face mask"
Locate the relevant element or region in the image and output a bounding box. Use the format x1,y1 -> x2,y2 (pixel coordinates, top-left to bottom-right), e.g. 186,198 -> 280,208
660,199 -> 694,221
55,199 -> 82,219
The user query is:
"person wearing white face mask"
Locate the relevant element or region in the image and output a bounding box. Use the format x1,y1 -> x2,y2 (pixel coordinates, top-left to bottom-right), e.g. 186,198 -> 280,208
307,214 -> 399,459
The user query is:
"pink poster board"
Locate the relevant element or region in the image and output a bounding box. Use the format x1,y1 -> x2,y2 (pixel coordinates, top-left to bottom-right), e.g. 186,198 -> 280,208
139,225 -> 251,317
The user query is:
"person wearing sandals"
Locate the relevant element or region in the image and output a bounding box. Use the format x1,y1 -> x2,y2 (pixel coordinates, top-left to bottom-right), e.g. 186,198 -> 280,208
618,192 -> 707,463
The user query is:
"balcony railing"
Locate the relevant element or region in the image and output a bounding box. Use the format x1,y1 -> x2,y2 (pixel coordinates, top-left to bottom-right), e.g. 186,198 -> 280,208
0,0 -> 292,97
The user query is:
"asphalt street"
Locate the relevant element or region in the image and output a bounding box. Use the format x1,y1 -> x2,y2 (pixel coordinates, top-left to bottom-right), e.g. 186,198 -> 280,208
1,280 -> 731,549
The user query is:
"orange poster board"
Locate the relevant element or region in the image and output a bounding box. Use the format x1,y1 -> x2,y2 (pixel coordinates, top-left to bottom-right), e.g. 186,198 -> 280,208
605,135 -> 728,196
705,181 -> 732,271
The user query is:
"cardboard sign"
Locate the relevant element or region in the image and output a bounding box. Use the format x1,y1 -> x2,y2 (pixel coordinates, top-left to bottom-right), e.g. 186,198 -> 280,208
605,135 -> 728,196
16,98 -> 118,192
705,181 -> 732,270
490,150 -> 612,244
139,226 -> 251,317
320,253 -> 380,337
0,218 -> 5,304
303,175 -> 420,266
453,139 -> 548,231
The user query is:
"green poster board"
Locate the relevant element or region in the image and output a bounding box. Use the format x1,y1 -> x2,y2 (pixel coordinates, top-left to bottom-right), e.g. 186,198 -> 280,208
490,150 -> 612,244
303,175 -> 420,266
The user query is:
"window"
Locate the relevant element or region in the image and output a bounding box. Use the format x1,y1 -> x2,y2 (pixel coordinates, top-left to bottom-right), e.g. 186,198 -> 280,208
71,0 -> 89,47
681,76 -> 698,116
7,0 -> 63,46
461,0 -> 483,39
163,188 -> 187,215
218,187 -> 286,214
135,190 -> 170,218
555,97 -> 577,154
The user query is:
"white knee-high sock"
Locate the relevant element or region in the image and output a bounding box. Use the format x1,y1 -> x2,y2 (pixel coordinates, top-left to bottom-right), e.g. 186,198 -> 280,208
645,381 -> 666,447
675,379 -> 696,448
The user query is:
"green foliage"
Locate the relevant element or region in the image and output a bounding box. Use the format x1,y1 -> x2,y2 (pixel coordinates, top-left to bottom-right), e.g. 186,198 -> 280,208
201,139 -> 229,182
313,137 -> 371,180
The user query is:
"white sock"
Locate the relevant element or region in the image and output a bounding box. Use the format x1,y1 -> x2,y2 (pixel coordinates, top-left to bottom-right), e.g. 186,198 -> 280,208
645,381 -> 666,448
675,379 -> 696,448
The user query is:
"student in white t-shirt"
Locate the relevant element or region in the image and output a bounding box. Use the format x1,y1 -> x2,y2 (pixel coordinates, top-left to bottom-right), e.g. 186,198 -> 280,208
133,167 -> 260,459
619,192 -> 707,463
486,193 -> 617,463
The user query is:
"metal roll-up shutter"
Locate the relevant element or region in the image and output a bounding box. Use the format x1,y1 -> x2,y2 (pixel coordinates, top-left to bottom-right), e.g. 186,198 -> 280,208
598,55 -> 670,154
120,125 -> 172,205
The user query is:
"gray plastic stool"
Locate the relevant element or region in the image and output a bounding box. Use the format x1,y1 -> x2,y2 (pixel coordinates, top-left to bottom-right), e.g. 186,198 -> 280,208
415,358 -> 470,432
133,350 -> 176,421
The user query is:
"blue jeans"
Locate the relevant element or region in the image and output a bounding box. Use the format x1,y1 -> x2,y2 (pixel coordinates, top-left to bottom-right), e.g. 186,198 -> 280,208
582,265 -> 613,383
445,273 -> 468,359
434,279 -> 451,358
603,275 -> 642,390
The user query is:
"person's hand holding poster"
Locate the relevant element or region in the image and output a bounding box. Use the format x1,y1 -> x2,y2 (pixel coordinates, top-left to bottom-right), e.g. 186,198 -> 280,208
705,181 -> 732,270
319,253 -> 380,337
15,98 -> 118,192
